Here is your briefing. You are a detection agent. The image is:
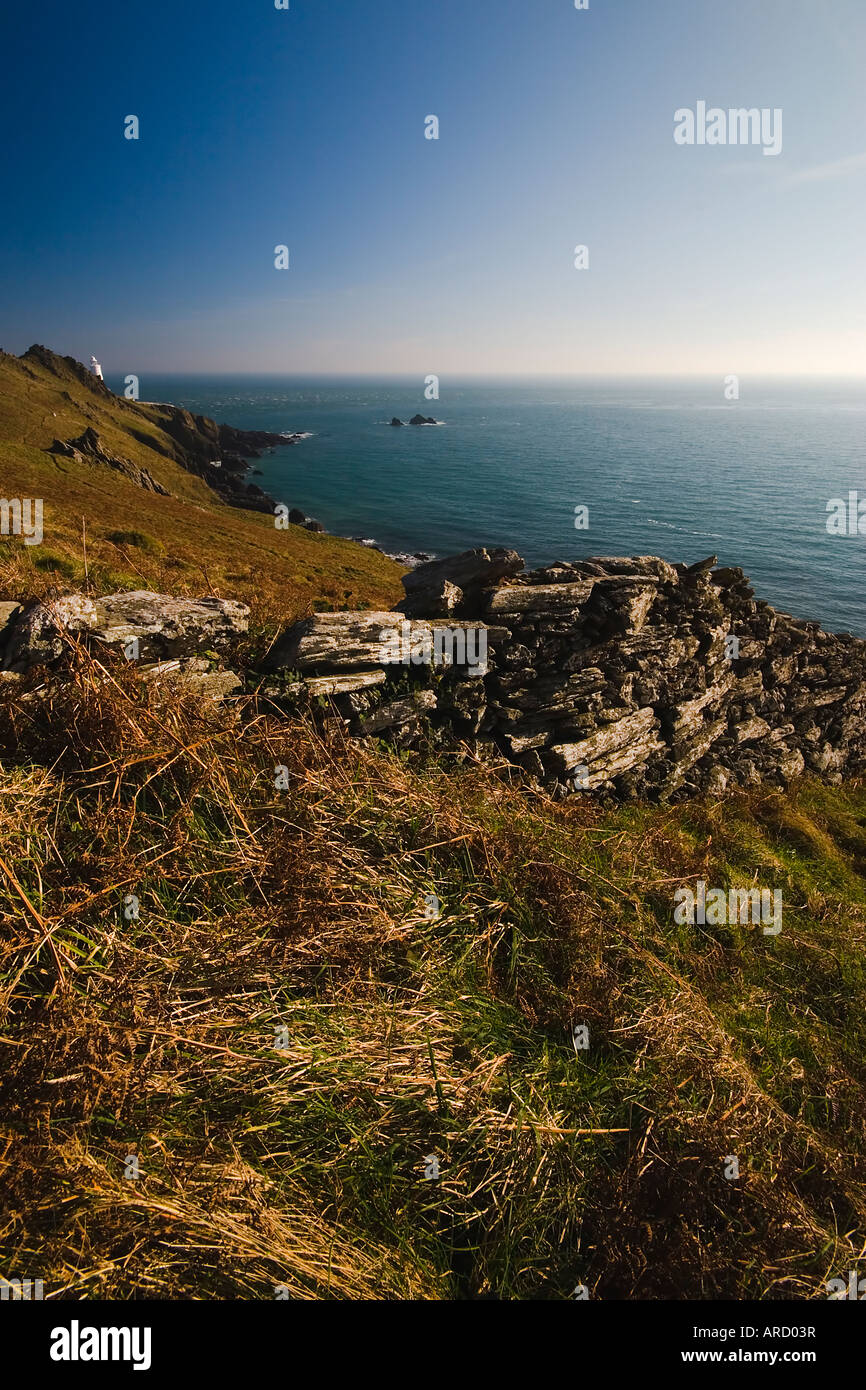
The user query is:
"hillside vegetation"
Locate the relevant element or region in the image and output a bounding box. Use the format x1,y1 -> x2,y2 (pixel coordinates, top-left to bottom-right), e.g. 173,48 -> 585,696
0,346 -> 403,624
0,651 -> 864,1298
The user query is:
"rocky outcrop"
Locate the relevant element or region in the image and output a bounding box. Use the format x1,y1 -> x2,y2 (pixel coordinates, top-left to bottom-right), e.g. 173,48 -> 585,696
276,507 -> 325,532
152,407 -> 284,514
152,407 -> 287,474
22,344 -> 114,400
3,595 -> 99,669
261,549 -> 866,800
87,591 -> 249,659
409,414 -> 438,426
398,547 -> 524,618
48,429 -> 170,495
360,690 -> 437,742
0,603 -> 21,640
266,612 -> 419,672
1,591 -> 248,672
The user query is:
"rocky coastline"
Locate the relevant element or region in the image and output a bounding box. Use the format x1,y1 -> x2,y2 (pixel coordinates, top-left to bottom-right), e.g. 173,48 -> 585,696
19,348 -> 440,559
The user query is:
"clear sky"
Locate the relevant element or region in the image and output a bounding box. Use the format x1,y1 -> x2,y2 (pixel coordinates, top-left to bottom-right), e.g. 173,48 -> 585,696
2,0 -> 864,375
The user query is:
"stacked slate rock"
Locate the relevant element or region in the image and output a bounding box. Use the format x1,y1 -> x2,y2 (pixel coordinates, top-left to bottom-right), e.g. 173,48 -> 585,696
3,548 -> 865,801
262,548 -> 866,800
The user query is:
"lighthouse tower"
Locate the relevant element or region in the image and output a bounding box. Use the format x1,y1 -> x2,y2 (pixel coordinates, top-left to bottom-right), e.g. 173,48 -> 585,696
90,355 -> 104,380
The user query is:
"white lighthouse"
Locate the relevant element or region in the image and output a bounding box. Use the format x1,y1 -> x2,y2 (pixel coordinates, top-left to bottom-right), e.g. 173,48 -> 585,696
90,355 -> 104,380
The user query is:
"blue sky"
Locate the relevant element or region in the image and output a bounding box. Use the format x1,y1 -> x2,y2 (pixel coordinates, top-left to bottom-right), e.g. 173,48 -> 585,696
2,0 -> 865,374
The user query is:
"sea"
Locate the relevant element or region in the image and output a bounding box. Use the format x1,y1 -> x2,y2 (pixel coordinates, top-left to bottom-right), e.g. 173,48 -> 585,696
103,375 -> 866,638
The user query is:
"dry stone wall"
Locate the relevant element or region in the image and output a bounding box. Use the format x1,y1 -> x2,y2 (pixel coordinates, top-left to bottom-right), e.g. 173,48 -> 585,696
2,548 -> 864,802
266,548 -> 866,801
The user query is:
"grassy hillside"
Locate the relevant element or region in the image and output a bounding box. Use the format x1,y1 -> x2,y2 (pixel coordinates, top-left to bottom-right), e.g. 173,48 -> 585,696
0,646 -> 864,1299
0,346 -> 403,625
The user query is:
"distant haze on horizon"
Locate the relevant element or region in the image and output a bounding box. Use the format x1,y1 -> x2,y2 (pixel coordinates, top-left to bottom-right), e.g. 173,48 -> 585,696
105,371 -> 866,383
2,0 -> 865,377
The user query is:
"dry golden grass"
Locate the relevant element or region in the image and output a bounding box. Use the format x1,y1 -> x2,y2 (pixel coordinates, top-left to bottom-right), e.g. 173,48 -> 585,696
1,643 -> 865,1299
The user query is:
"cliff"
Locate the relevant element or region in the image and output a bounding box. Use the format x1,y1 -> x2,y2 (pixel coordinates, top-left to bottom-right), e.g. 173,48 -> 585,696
21,343 -> 294,512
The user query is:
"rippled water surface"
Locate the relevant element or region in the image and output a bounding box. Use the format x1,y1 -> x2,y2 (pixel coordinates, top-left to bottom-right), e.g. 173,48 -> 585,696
110,375 -> 866,636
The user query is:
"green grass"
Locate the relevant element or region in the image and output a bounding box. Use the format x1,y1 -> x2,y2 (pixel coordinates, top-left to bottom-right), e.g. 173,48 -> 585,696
104,530 -> 165,555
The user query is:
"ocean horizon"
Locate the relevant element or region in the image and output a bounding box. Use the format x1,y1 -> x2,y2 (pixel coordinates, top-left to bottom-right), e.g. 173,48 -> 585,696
105,373 -> 866,638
